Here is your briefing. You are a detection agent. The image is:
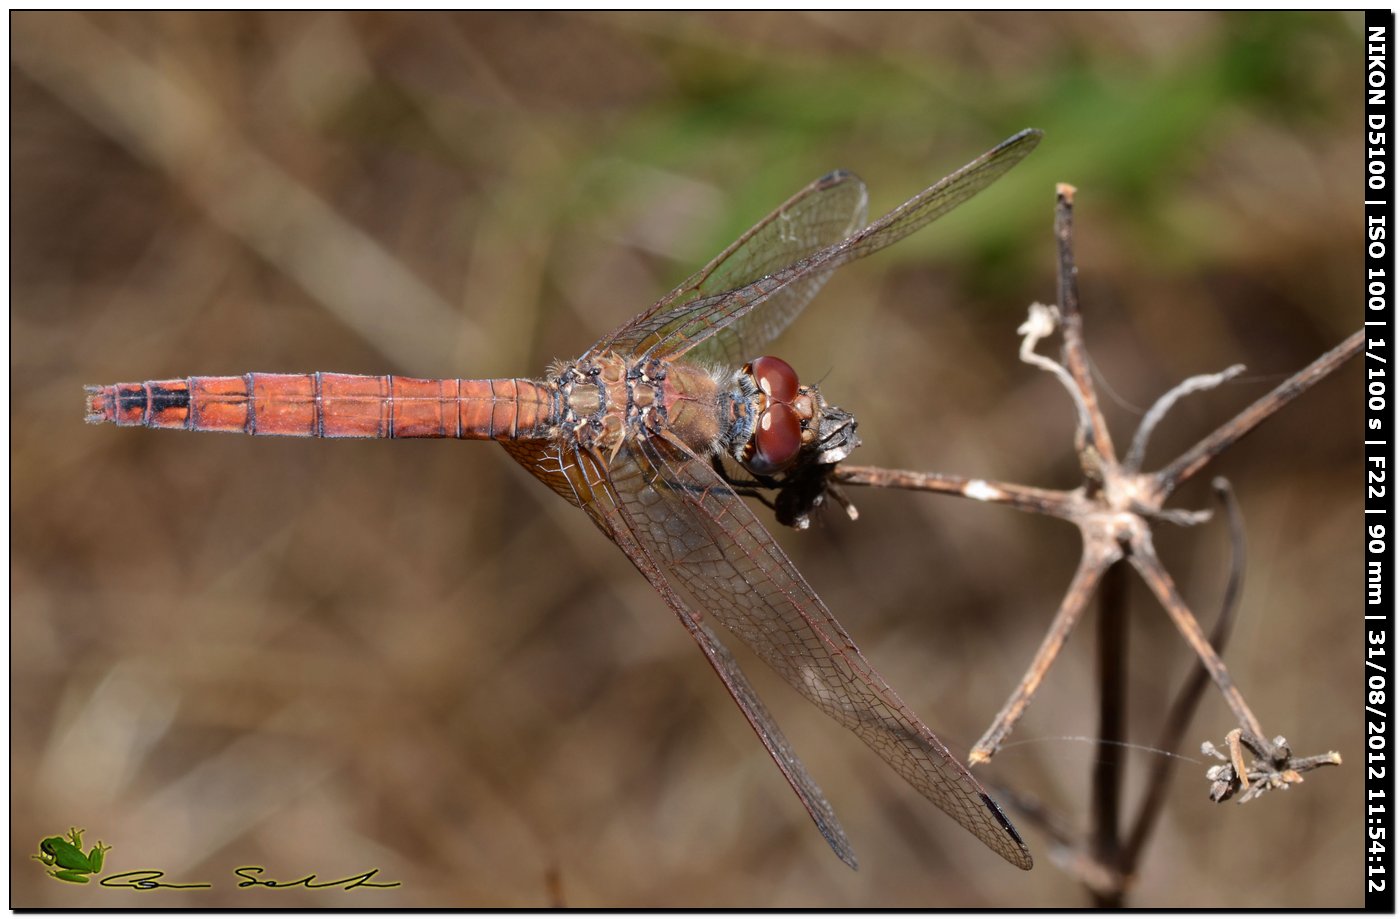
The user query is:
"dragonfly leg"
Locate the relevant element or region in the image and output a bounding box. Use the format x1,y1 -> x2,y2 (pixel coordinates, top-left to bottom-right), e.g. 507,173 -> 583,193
709,456 -> 782,510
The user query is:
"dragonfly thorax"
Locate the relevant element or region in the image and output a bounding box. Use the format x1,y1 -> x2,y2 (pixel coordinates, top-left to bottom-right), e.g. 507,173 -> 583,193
551,350 -> 824,475
553,352 -> 724,459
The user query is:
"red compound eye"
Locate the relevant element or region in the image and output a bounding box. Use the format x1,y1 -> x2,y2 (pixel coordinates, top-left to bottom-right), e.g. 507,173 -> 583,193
747,402 -> 802,475
749,355 -> 799,404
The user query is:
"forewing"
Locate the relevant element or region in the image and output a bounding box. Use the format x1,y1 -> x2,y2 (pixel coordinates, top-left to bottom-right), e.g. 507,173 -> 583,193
506,437 -> 857,866
626,129 -> 1043,365
687,614 -> 858,868
613,431 -> 1033,869
594,170 -> 869,365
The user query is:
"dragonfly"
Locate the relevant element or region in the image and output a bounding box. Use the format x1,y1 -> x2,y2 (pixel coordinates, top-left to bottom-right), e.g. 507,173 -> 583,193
86,128 -> 1042,870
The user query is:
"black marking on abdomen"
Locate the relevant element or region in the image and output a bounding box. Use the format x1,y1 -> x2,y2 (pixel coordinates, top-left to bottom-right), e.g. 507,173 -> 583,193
118,386 -> 149,417
147,385 -> 191,413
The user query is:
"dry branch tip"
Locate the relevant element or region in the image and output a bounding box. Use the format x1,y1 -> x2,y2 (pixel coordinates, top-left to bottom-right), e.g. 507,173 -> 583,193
1201,730 -> 1342,803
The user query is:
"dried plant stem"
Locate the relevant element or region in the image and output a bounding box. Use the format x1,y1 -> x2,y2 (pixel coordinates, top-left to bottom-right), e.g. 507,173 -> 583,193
801,181 -> 1359,903
831,467 -> 1078,519
969,547 -> 1115,764
1090,562 -> 1129,908
1054,184 -> 1116,474
1125,366 -> 1246,473
1154,331 -> 1363,494
1122,478 -> 1246,868
1127,540 -> 1265,739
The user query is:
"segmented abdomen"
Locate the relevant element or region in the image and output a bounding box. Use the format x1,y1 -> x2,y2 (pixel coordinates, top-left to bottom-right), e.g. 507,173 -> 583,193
84,373 -> 557,440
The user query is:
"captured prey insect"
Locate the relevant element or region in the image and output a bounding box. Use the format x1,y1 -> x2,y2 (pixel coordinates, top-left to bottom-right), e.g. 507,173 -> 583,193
86,129 -> 1042,869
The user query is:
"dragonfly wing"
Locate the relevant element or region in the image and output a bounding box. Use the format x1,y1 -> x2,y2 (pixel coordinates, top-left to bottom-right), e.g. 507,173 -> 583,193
502,437 -> 857,866
627,129 -> 1043,365
684,615 -> 857,868
595,501 -> 859,868
594,170 -> 869,365
500,439 -> 584,505
610,431 -> 1033,869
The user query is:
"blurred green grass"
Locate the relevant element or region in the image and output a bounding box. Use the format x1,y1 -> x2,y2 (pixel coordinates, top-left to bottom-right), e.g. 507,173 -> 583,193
12,11 -> 1363,907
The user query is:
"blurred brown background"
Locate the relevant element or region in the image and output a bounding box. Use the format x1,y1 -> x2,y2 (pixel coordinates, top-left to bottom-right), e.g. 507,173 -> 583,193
12,11 -> 1363,907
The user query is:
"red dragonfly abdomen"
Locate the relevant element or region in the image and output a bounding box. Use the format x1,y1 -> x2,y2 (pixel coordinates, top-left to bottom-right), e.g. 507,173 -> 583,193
84,373 -> 558,440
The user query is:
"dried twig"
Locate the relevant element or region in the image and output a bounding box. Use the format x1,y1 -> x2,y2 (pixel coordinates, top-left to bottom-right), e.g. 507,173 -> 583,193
818,183 -> 1357,903
1202,729 -> 1343,804
1154,332 -> 1363,494
1127,537 -> 1265,739
969,547 -> 1115,764
1124,367 -> 1246,473
834,190 -> 1356,762
831,466 -> 1079,520
1054,184 -> 1117,477
1121,478 -> 1247,868
1090,563 -> 1129,909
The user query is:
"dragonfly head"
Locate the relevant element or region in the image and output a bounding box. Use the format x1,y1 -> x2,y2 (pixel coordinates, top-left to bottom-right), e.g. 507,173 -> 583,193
737,356 -> 804,475
733,355 -> 860,481
723,355 -> 863,530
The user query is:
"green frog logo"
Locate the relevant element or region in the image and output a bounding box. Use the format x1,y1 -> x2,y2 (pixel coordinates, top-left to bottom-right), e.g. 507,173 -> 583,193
32,827 -> 110,884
